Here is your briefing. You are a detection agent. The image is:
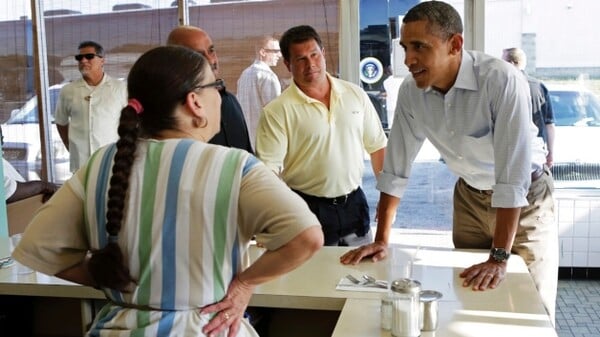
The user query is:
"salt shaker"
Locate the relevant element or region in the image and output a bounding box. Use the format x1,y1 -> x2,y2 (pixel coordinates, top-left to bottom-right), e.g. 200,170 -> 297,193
381,292 -> 393,330
390,278 -> 421,337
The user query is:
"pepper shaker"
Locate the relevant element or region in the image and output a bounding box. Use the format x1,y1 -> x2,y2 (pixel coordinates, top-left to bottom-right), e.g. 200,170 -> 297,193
420,290 -> 443,331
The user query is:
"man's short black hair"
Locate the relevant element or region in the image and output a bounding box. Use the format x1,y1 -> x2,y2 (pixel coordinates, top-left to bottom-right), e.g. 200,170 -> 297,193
279,25 -> 323,62
403,1 -> 463,41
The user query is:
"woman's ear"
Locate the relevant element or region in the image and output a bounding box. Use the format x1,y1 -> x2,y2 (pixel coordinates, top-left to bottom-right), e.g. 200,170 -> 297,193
184,91 -> 203,118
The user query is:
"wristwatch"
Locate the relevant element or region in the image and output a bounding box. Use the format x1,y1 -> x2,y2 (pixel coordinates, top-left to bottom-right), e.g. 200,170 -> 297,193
490,248 -> 510,262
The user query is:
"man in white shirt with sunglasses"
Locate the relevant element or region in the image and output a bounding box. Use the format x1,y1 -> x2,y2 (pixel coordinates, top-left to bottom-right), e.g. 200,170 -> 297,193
55,40 -> 127,172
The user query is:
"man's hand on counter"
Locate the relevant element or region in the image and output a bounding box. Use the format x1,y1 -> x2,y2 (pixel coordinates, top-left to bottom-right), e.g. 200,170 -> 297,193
339,241 -> 388,265
459,259 -> 507,291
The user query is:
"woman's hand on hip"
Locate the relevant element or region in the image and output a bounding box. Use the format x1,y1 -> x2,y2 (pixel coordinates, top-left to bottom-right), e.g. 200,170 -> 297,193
200,274 -> 255,337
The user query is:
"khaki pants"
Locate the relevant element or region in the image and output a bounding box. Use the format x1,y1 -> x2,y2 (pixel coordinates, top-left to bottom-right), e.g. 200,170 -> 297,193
452,168 -> 558,324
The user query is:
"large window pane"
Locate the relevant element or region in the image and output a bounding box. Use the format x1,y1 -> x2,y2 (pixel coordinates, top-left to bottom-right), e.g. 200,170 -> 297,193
1,0 -> 339,184
188,0 -> 339,95
482,0 -> 600,189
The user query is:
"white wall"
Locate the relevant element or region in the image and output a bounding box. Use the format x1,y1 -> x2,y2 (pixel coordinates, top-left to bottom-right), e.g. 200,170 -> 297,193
483,0 -> 598,68
432,0 -> 599,69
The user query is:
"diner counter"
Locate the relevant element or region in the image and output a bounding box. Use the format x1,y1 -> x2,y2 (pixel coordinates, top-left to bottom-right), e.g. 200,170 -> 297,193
252,245 -> 557,337
0,238 -> 557,336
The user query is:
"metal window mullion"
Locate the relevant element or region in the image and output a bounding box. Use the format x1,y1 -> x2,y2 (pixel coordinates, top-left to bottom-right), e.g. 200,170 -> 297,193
30,0 -> 55,182
339,0 -> 360,84
463,0 -> 485,52
177,0 -> 190,26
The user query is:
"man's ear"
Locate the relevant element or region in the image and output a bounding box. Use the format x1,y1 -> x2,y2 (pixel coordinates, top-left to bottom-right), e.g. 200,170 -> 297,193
258,48 -> 267,58
449,34 -> 463,55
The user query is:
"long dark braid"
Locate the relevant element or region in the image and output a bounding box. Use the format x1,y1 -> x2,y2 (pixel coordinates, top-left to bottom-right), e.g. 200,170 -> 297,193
86,46 -> 209,290
87,106 -> 138,290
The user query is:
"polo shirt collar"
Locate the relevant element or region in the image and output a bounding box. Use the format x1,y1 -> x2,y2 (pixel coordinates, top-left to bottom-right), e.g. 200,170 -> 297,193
290,73 -> 345,103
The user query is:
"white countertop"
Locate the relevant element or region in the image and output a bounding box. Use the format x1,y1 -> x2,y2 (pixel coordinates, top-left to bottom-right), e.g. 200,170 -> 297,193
334,298 -> 556,337
0,239 -> 557,336
250,245 -> 557,336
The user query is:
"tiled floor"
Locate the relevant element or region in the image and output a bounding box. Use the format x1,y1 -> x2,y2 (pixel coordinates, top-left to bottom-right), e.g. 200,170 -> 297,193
556,279 -> 600,337
390,228 -> 600,337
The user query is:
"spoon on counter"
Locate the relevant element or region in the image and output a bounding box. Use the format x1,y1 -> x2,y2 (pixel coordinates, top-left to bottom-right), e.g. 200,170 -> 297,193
362,275 -> 388,288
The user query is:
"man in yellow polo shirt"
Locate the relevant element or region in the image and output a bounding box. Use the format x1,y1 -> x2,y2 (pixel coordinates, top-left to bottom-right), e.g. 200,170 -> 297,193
256,25 -> 387,246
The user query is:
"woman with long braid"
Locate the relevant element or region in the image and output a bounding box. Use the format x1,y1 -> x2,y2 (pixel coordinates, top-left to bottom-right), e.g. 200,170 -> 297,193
13,45 -> 323,337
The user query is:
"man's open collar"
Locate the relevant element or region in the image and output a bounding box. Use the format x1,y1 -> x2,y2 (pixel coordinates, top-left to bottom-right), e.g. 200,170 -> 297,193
452,50 -> 478,91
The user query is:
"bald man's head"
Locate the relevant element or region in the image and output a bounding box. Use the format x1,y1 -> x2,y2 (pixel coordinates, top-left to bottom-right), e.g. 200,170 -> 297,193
167,25 -> 220,76
502,47 -> 527,71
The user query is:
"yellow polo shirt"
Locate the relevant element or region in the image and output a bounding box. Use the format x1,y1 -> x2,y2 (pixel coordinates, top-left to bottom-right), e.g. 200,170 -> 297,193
256,74 -> 387,198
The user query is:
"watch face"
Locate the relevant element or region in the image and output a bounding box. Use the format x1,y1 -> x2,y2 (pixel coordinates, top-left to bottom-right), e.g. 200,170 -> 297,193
491,248 -> 510,262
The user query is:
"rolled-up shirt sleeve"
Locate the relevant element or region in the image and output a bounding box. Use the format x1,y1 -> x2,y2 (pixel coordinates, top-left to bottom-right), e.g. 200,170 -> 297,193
489,68 -> 533,208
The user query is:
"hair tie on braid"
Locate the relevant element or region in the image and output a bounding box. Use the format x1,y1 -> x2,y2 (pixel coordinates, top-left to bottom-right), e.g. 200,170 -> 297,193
127,98 -> 144,115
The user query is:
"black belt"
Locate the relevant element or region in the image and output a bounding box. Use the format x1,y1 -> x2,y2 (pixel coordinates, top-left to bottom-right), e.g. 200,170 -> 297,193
531,168 -> 544,182
293,188 -> 357,205
462,168 -> 545,195
462,180 -> 493,195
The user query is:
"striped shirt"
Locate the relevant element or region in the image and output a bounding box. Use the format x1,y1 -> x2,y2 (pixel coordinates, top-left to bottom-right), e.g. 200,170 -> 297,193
14,138 -> 318,336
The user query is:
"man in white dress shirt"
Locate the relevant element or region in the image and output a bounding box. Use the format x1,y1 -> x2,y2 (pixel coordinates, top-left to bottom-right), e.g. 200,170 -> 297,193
341,1 -> 558,324
236,35 -> 282,147
55,41 -> 127,172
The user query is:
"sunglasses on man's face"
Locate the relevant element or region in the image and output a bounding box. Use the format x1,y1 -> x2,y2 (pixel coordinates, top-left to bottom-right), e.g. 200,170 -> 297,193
75,53 -> 102,61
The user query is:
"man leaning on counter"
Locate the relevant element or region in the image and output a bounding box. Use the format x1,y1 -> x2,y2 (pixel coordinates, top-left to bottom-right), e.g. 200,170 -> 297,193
340,0 -> 558,326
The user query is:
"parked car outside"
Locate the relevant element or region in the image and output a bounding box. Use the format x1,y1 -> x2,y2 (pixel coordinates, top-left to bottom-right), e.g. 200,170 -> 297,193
547,84 -> 600,188
1,83 -> 71,184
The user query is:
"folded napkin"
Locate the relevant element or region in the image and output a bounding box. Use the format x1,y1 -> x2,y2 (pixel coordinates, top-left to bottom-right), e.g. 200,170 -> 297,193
336,277 -> 388,293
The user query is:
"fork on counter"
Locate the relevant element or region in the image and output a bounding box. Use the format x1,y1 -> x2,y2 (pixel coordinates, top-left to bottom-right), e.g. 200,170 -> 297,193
345,274 -> 387,288
345,274 -> 362,284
